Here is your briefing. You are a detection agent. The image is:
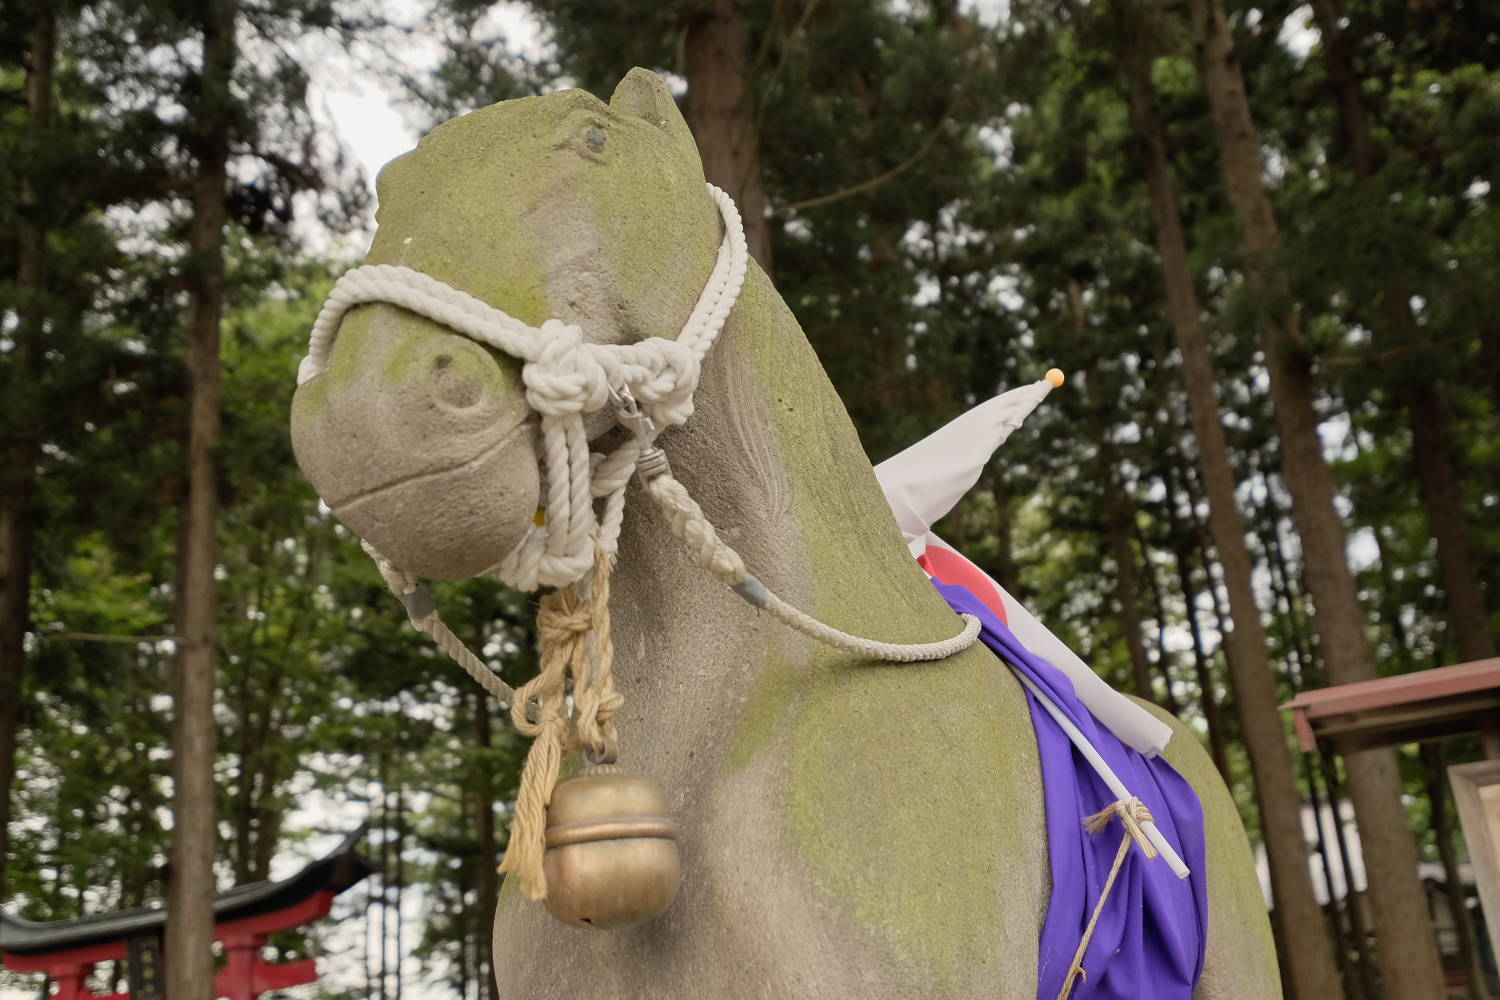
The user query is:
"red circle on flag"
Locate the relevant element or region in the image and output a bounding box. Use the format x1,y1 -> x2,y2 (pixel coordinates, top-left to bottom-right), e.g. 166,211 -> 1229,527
917,546 -> 1008,625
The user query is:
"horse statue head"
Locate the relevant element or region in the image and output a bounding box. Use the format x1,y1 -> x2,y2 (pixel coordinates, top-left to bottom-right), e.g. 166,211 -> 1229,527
291,69 -> 1280,1000
292,69 -> 724,580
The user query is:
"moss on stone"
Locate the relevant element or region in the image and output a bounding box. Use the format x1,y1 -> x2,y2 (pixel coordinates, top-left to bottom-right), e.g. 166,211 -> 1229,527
324,312 -> 374,389
726,654 -> 800,771
293,365 -> 329,420
497,868 -> 521,908
785,653 -> 1028,984
380,326 -> 432,385
719,275 -> 1038,983
360,103 -> 555,332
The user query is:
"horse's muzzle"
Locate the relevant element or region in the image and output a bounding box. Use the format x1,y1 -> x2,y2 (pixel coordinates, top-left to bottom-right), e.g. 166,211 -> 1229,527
290,304 -> 541,579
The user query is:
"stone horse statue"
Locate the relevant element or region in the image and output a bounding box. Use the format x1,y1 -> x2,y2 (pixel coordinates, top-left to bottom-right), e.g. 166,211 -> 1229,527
291,69 -> 1280,999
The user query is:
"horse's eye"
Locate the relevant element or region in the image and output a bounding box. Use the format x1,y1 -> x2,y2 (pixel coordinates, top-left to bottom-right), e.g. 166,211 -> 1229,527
585,128 -> 606,151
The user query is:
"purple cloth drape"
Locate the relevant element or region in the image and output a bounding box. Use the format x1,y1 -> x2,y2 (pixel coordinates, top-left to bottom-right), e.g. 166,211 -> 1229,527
934,582 -> 1208,1000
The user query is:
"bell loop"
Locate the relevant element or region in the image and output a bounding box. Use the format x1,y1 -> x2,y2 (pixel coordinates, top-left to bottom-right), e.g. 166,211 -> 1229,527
582,736 -> 620,768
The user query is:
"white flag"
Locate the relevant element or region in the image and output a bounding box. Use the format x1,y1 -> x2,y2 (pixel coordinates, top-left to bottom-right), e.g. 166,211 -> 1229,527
874,374 -> 1173,757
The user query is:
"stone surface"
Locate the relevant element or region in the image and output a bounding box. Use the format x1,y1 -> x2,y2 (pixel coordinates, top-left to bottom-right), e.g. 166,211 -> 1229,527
292,312 -> 538,579
290,67 -> 1281,999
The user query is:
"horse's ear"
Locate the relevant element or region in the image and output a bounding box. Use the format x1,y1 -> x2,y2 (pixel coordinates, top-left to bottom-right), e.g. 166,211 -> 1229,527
610,68 -> 693,146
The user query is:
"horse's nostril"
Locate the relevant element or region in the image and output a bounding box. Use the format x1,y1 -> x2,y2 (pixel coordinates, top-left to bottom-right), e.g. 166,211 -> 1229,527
433,355 -> 484,409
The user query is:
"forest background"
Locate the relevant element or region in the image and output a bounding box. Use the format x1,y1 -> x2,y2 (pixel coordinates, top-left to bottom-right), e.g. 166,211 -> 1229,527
2,0 -> 1498,999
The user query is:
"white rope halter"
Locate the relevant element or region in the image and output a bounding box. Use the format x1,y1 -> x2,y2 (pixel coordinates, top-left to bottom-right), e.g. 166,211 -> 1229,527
298,183 -> 980,715
301,185 -> 747,591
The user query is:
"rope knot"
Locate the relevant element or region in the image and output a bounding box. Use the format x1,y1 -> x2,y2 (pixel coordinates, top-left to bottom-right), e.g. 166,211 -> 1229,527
1083,797 -> 1158,859
618,337 -> 699,427
523,320 -> 609,416
537,603 -> 592,645
497,546 -> 623,902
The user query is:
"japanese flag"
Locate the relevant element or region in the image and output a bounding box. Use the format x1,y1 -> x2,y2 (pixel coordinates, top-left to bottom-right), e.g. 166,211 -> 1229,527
874,374 -> 1173,757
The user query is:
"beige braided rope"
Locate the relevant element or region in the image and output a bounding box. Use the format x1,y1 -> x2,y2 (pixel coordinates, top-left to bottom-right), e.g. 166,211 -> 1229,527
362,540 -> 521,707
496,585 -> 583,901
573,549 -> 623,760
643,472 -> 746,583
496,545 -> 623,902
1055,798 -> 1159,1000
639,451 -> 982,662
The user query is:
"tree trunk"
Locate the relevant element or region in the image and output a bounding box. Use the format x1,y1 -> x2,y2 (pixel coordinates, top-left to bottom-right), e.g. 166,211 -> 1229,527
167,2 -> 236,997
1102,457 -> 1157,703
1186,0 -> 1448,994
1347,426 -> 1424,677
1310,0 -> 1495,665
1373,527 -> 1418,671
1308,0 -> 1377,172
474,692 -> 501,1000
249,762 -> 284,881
1322,756 -> 1379,999
1162,467 -> 1231,778
1403,382 -> 1494,662
1265,506 -> 1377,998
363,872 -> 375,1000
0,7 -> 55,906
1179,456 -> 1244,738
1257,502 -> 1370,993
684,0 -> 772,272
1481,329 -> 1500,421
379,757 -> 390,1000
396,779 -> 406,1000
1116,31 -> 1346,999
0,462 -> 37,908
1134,518 -> 1183,714
1301,752 -> 1363,999
457,779 -> 474,1000
1181,559 -> 1230,779
1261,492 -> 1322,682
232,656 -> 258,883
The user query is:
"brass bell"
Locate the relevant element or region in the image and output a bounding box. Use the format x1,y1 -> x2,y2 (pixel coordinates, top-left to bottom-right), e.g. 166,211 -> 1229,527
542,766 -> 681,929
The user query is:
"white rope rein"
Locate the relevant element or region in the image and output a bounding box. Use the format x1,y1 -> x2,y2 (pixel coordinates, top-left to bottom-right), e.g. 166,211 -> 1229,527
300,183 -> 980,716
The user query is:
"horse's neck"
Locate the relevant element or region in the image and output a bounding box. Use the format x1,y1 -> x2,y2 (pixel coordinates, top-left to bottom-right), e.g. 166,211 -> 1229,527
606,263 -> 960,771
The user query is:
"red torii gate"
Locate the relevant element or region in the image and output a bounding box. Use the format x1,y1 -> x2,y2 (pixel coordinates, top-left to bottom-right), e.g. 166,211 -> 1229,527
0,828 -> 375,1000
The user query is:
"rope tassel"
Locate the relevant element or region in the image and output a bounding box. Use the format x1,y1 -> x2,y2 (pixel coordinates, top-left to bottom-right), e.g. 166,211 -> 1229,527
497,546 -> 622,901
